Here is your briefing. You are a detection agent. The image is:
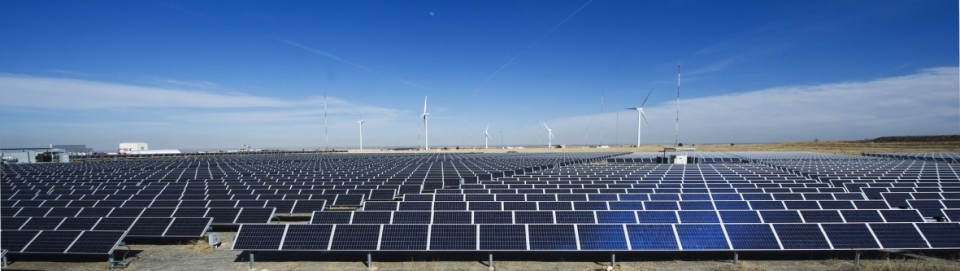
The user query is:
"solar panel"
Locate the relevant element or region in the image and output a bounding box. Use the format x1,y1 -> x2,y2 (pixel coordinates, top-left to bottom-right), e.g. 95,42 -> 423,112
869,223 -> 929,249
1,216 -> 29,230
479,225 -> 526,250
0,230 -> 39,252
392,211 -> 432,224
678,211 -> 720,223
92,217 -> 136,231
527,224 -> 578,250
21,217 -> 65,230
759,210 -> 802,223
127,217 -> 174,237
637,211 -> 677,223
235,208 -> 275,223
164,218 -> 212,237
429,224 -> 476,250
577,225 -> 628,250
206,208 -> 242,224
65,231 -> 126,254
879,210 -> 924,222
800,210 -> 844,223
474,211 -> 513,224
233,224 -> 285,250
915,223 -> 960,248
282,224 -> 333,250
839,210 -> 884,222
23,230 -> 82,253
379,224 -> 428,250
718,211 -> 761,223
821,224 -> 880,249
596,211 -> 637,224
330,224 -> 380,250
556,211 -> 596,224
433,211 -> 472,224
724,224 -> 780,250
352,212 -> 392,224
625,224 -> 678,250
771,224 -> 830,249
57,217 -> 100,231
675,224 -> 729,250
312,211 -> 352,224
515,211 -> 553,223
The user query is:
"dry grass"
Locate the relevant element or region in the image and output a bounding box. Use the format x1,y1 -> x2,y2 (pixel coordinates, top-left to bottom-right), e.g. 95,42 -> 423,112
186,239 -> 217,254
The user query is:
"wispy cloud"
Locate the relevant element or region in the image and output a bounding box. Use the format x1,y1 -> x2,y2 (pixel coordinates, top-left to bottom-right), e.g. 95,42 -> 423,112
542,66 -> 960,144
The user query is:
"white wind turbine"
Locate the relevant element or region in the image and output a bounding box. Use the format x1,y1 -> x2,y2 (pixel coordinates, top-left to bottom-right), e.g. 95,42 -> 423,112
542,122 -> 554,148
357,113 -> 364,150
626,89 -> 654,148
483,124 -> 490,149
421,96 -> 430,150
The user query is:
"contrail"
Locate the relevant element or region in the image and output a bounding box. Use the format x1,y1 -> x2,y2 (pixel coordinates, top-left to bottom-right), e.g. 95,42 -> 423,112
478,0 -> 595,88
272,37 -> 430,91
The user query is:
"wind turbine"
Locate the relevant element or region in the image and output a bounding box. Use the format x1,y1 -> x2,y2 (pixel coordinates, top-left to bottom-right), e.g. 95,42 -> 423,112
626,89 -> 654,148
542,122 -> 554,148
323,93 -> 329,150
483,124 -> 490,149
422,96 -> 430,150
358,113 -> 364,150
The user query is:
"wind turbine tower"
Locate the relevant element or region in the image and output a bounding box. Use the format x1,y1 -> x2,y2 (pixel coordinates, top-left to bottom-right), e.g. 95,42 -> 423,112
542,122 -> 554,148
422,96 -> 430,150
484,124 -> 490,149
358,113 -> 364,150
626,89 -> 654,148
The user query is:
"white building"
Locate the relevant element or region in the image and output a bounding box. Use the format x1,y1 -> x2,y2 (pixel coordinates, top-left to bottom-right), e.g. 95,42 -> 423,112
118,142 -> 148,154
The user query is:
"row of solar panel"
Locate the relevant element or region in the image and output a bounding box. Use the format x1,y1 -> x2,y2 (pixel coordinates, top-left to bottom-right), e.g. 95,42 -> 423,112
405,192 -> 868,201
2,207 -> 274,224
3,190 -> 370,201
311,209 -> 932,224
232,222 -> 960,251
1,199 -> 325,213
361,200 -> 894,211
0,230 -> 127,255
2,216 -> 212,238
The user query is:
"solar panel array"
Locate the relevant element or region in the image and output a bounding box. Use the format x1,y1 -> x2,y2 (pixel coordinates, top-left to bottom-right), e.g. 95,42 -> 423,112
235,152 -> 960,252
864,153 -> 960,163
1,152 -> 614,256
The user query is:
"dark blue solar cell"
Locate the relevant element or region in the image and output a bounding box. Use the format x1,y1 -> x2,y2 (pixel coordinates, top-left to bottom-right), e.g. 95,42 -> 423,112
742,194 -> 773,200
392,211 -> 432,224
398,202 -> 432,211
773,224 -> 830,249
759,210 -> 802,223
432,211 -> 472,224
714,201 -> 750,210
840,210 -> 884,222
822,224 -> 880,249
800,210 -> 844,223
0,230 -> 39,252
712,194 -> 742,200
725,224 -> 780,250
916,223 -> 960,248
363,202 -> 399,211
679,201 -> 714,210
21,217 -> 65,230
678,211 -> 720,223
784,201 -> 820,210
1,216 -> 29,230
869,223 -> 928,249
57,217 -> 100,231
944,210 -> 960,222
66,231 -> 126,254
234,224 -> 285,250
556,211 -> 595,224
578,225 -> 628,250
596,211 -> 636,224
312,211 -> 352,224
469,202 -> 502,211
539,202 -> 572,211
23,230 -> 82,253
480,225 -> 526,250
282,224 -> 333,250
503,202 -> 537,211
644,201 -> 679,211
473,211 -> 513,224
528,224 -> 578,250
676,224 -> 728,250
515,211 -> 554,224
434,201 -> 467,211
429,224 -> 476,250
880,210 -> 924,222
637,211 -> 677,223
749,201 -> 785,210
650,194 -> 679,201
608,201 -> 644,210
352,212 -> 392,224
718,211 -> 761,223
818,200 -> 855,209
380,224 -> 428,250
573,201 -> 608,211
625,224 -> 678,250
331,224 -> 380,250
853,200 -> 889,209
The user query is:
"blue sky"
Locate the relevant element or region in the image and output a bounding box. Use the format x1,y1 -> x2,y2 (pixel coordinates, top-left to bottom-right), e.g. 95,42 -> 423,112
1,0 -> 957,151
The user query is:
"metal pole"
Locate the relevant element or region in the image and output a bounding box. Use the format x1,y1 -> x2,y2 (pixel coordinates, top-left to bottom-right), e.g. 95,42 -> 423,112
611,252 -> 616,267
249,252 -> 255,269
734,251 -> 739,264
367,253 -> 373,270
488,253 -> 495,271
855,251 -> 861,266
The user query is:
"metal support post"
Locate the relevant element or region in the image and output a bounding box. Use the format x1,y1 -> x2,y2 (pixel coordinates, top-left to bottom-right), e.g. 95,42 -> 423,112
367,253 -> 374,270
734,251 -> 739,264
488,253 -> 495,271
855,251 -> 861,266
249,252 -> 255,269
611,252 -> 616,267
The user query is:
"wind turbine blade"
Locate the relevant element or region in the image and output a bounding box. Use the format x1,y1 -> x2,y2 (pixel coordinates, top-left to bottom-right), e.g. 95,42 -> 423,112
423,96 -> 428,115
641,88 -> 654,107
640,109 -> 651,126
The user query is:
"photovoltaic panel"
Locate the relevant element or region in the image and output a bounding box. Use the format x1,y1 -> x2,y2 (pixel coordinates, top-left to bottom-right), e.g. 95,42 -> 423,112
233,224 -> 285,250
56,217 -> 100,231
800,210 -> 844,223
392,211 -> 432,224
718,211 -> 761,223
772,224 -> 830,249
434,202 -> 466,211
676,224 -> 729,250
759,211 -> 802,223
46,207 -> 82,217
66,231 -> 126,254
515,211 -> 554,224
398,202 -> 432,211
206,208 -> 242,224
429,224 -> 476,250
821,223 -> 880,249
637,211 -> 677,223
92,217 -> 136,231
312,211 -> 352,224
235,208 -> 275,223
577,225 -> 628,250
172,207 -> 208,218
556,211 -> 596,224
127,217 -> 173,237
0,230 -> 39,252
714,201 -> 750,210
141,208 -> 175,217
433,211 -> 472,224
527,224 -> 578,250
330,224 -> 380,250
282,224 -> 333,250
352,212 -> 392,224
879,210 -> 924,222
839,210 -> 884,222
164,218 -> 212,237
597,211 -> 636,224
23,230 -> 82,253
625,224 -> 679,250
379,224 -> 428,250
21,217 -> 65,230
76,207 -> 113,217
479,224 -> 526,250
915,223 -> 960,248
678,211 -> 720,223
474,211 -> 513,224
868,223 -> 929,249
1,216 -> 29,230
107,207 -> 144,217
725,224 -> 780,250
